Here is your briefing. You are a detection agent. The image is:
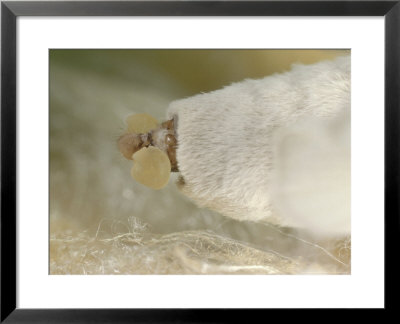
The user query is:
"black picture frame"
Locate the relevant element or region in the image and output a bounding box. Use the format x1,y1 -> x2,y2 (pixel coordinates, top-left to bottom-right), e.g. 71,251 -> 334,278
1,0 -> 399,322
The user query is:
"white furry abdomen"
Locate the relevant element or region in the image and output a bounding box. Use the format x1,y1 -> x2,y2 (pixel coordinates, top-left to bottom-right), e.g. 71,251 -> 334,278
167,56 -> 351,235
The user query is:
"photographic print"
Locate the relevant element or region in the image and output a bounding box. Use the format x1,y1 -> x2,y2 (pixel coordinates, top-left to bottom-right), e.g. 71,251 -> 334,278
49,49 -> 351,275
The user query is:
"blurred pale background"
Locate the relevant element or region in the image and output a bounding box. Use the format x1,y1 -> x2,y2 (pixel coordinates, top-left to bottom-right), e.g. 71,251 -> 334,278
50,49 -> 350,274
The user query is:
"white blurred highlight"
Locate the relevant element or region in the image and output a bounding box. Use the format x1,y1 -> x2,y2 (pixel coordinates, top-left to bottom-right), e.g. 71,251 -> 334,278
270,107 -> 350,237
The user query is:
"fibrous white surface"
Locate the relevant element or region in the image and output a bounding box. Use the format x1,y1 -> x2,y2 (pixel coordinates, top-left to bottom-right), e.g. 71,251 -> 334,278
51,216 -> 350,275
168,56 -> 350,236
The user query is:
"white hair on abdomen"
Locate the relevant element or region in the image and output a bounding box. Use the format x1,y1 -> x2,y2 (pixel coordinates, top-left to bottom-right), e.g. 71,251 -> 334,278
167,55 -> 351,237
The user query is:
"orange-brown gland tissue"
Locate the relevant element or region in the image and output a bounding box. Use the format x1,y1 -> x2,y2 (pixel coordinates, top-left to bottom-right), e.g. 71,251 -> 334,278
117,115 -> 179,189
117,117 -> 178,171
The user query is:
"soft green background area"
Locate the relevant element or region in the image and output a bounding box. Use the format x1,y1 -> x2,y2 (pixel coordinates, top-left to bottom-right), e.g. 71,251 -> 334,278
50,49 -> 348,96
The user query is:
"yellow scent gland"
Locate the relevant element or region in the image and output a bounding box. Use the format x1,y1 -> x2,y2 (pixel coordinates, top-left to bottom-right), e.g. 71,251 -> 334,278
125,113 -> 159,134
131,146 -> 171,190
